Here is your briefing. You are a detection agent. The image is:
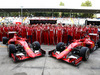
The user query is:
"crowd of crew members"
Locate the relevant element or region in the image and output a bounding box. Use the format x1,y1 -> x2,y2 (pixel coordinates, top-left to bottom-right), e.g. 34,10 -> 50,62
0,23 -> 100,45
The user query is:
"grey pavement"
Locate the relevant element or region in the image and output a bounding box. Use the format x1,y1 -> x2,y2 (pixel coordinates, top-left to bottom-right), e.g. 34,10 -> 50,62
0,42 -> 100,75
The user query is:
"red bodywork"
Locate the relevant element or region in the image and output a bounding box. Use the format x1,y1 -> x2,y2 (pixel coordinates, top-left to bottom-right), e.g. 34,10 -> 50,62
49,34 -> 98,65
8,35 -> 45,62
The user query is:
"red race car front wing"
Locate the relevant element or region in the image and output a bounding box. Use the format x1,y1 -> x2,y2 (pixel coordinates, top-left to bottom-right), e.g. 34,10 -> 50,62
11,49 -> 46,62
48,49 -> 82,66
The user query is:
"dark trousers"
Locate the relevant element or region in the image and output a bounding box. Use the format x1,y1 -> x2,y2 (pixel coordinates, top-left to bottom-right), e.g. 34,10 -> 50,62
67,35 -> 73,45
27,35 -> 32,43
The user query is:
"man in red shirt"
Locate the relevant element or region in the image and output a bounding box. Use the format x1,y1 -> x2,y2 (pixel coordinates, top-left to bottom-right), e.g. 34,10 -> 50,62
54,25 -> 57,44
13,24 -> 18,32
67,25 -> 73,45
36,25 -> 42,44
32,25 -> 36,42
56,24 -> 63,44
94,26 -> 98,33
8,25 -> 14,31
76,26 -> 81,39
43,24 -> 50,45
27,25 -> 33,43
3,25 -> 8,37
72,25 -> 76,40
85,25 -> 90,35
41,24 -> 45,44
17,25 -> 22,37
93,26 -> 98,41
81,26 -> 86,39
49,25 -> 55,45
21,24 -> 27,38
2,23 -> 5,37
0,25 -> 2,41
62,25 -> 67,44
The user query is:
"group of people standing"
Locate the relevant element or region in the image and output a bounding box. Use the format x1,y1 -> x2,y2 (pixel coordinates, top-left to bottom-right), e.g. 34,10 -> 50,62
0,23 -> 99,45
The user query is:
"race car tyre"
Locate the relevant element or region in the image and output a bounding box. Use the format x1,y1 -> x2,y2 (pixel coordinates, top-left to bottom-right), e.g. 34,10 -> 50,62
32,41 -> 41,50
97,39 -> 100,47
56,42 -> 65,52
8,44 -> 16,57
2,37 -> 9,44
80,47 -> 90,61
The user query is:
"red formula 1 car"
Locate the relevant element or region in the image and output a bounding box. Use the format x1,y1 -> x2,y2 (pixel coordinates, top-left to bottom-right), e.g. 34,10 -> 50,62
2,33 -> 45,62
49,33 -> 100,65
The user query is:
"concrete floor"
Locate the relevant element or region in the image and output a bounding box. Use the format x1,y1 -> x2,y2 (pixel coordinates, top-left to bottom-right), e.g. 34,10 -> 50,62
0,42 -> 100,75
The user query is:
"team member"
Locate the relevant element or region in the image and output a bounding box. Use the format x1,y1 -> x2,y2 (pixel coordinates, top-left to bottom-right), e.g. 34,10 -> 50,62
86,25 -> 90,35
8,25 -> 14,31
49,25 -> 55,45
36,25 -> 42,44
54,24 -> 57,44
21,24 -> 27,38
62,25 -> 67,44
27,25 -> 33,43
67,25 -> 73,45
44,24 -> 49,45
76,26 -> 81,39
93,26 -> 98,41
72,25 -> 76,40
98,26 -> 100,39
14,24 -> 18,32
2,23 -> 5,37
17,25 -> 22,37
0,25 -> 2,41
31,25 -> 36,42
81,26 -> 86,39
41,24 -> 45,44
3,25 -> 8,37
89,26 -> 95,33
56,24 -> 63,44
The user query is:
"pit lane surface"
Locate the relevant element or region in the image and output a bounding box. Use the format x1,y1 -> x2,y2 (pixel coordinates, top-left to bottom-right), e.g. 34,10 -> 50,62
0,42 -> 100,75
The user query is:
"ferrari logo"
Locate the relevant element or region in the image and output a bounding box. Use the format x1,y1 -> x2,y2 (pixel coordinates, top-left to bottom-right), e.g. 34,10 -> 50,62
65,49 -> 69,51
26,47 -> 30,49
93,43 -> 95,47
82,43 -> 84,46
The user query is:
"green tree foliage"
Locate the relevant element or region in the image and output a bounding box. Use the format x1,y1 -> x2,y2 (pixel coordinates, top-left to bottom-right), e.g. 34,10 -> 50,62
59,2 -> 64,6
81,0 -> 92,7
59,2 -> 64,17
80,0 -> 94,18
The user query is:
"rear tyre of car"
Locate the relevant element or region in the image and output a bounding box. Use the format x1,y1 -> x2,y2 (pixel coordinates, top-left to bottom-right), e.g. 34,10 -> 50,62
97,39 -> 100,47
2,37 -> 9,44
32,41 -> 41,50
8,44 -> 16,57
80,47 -> 90,61
56,42 -> 65,52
